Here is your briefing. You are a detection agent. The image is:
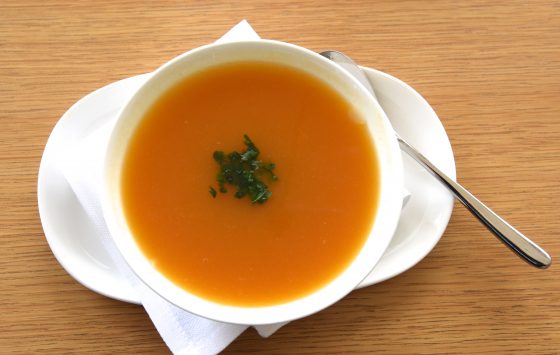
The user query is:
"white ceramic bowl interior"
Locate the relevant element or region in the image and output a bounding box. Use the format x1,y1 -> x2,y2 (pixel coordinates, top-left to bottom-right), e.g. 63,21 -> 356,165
102,40 -> 403,325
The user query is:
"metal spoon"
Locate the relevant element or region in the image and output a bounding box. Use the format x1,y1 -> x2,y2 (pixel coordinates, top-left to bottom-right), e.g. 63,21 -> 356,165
320,50 -> 552,269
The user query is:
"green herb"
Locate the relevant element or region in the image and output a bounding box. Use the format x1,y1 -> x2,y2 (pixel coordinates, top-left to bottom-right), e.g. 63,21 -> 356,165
211,134 -> 277,204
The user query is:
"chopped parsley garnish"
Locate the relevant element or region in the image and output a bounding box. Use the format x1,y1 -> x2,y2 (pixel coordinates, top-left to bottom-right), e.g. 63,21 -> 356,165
211,134 -> 277,204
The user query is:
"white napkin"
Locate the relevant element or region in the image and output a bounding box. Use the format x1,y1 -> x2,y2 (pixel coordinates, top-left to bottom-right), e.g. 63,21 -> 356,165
61,20 -> 284,355
60,20 -> 410,355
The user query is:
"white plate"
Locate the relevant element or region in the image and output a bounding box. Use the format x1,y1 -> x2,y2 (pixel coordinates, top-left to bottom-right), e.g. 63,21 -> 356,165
37,69 -> 455,305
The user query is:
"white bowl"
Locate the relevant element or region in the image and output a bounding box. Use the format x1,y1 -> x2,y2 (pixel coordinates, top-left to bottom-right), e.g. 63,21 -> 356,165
102,40 -> 403,325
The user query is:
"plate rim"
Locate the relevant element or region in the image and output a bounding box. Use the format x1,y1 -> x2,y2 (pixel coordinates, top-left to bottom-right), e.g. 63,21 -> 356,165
37,68 -> 455,304
357,66 -> 455,287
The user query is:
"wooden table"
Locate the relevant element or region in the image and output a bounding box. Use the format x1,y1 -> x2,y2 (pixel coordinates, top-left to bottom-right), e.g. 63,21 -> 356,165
2,1 -> 559,353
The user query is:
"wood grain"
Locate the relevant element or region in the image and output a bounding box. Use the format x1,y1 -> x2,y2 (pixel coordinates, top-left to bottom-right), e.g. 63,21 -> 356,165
1,1 -> 559,353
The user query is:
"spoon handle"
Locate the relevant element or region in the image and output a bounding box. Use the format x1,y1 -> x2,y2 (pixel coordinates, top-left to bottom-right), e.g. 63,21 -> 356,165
397,136 -> 551,269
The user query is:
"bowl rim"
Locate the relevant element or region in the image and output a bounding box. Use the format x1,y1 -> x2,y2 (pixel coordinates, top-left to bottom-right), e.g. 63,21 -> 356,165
101,39 -> 404,325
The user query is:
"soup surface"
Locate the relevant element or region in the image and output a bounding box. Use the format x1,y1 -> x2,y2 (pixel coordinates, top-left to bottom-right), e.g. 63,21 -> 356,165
121,61 -> 379,306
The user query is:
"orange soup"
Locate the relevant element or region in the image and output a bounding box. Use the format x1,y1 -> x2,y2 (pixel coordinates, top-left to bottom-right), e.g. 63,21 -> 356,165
121,61 -> 380,306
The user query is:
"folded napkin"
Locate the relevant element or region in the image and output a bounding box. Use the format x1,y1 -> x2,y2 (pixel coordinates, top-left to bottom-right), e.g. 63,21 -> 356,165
60,20 -> 410,355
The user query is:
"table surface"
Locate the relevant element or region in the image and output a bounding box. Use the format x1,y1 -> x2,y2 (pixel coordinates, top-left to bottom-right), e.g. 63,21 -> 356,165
2,1 -> 559,353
